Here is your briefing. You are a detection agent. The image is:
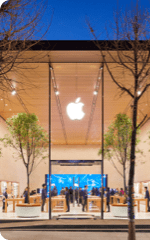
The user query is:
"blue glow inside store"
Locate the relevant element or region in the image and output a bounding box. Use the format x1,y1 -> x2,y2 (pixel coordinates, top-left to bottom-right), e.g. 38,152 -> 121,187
45,174 -> 108,197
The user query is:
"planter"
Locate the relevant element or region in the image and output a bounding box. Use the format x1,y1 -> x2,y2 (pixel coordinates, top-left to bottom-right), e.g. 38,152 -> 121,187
111,204 -> 137,217
16,203 -> 41,218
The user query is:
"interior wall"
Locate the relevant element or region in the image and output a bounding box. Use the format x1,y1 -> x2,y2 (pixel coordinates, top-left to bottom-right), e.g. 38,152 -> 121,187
134,119 -> 150,183
30,144 -> 124,190
1,116 -> 150,195
0,117 -> 26,196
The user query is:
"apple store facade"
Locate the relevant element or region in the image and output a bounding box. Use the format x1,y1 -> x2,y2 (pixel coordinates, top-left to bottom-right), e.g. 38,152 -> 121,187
0,41 -> 150,221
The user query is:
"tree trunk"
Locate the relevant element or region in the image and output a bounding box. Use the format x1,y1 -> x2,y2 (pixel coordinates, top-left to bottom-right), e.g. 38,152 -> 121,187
128,98 -> 138,240
27,167 -> 30,204
123,165 -> 126,192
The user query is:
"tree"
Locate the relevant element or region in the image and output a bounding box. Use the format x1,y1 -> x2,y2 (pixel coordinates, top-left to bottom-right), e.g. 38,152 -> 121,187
0,113 -> 49,203
99,113 -> 142,192
88,3 -> 150,239
0,0 -> 52,102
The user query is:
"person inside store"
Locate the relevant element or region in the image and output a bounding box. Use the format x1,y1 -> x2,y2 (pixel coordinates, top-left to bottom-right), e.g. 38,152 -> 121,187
2,188 -> 8,212
115,188 -> 119,195
95,187 -> 99,196
60,187 -> 65,195
123,191 -> 127,204
75,188 -> 78,204
144,186 -> 150,211
65,187 -> 70,212
24,187 -> 29,203
120,188 -> 124,196
30,189 -> 36,195
79,187 -> 83,206
51,186 -> 58,197
69,186 -> 73,203
106,187 -> 110,212
82,185 -> 88,212
41,183 -> 47,212
91,187 -> 96,196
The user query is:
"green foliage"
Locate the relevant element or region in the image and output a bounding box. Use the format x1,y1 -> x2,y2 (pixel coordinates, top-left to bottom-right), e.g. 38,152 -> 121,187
99,113 -> 140,165
0,113 -> 49,174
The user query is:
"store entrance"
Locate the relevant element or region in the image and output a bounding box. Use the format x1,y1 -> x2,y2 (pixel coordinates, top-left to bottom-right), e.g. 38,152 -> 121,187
46,160 -> 107,219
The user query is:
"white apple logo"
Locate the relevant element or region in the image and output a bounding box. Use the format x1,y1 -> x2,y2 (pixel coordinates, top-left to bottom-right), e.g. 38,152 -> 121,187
66,97 -> 85,120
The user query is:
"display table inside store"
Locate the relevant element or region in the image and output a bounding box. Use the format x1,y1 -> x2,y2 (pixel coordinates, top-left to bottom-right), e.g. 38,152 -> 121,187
87,196 -> 107,212
16,203 -> 41,217
29,195 -> 41,204
134,198 -> 148,212
111,203 -> 137,217
110,195 -> 125,204
5,198 -> 24,213
46,196 -> 67,212
110,196 -> 148,212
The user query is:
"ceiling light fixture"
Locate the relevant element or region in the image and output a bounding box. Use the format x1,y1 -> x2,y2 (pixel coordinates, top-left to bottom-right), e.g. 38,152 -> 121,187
1,98 -> 3,100
55,90 -> 59,96
93,91 -> 98,95
137,90 -> 141,96
11,90 -> 16,95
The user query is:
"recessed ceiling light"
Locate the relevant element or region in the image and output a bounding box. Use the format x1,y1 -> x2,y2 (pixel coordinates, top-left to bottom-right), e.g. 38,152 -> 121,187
55,91 -> 59,96
9,109 -> 11,111
93,91 -> 98,95
137,91 -> 141,96
1,98 -> 3,100
11,90 -> 16,95
5,104 -> 8,106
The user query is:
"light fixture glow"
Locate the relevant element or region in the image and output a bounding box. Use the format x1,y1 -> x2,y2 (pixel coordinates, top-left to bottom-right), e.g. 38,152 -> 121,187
93,91 -> 98,95
11,90 -> 16,95
55,91 -> 59,95
5,104 -> 8,106
137,90 -> 141,96
1,98 -> 3,100
66,97 -> 85,120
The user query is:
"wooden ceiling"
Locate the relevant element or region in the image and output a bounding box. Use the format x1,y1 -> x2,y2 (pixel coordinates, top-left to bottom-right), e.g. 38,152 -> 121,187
0,48 -> 150,145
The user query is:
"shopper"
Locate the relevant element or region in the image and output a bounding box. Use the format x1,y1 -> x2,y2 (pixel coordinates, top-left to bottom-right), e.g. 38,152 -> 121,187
74,188 -> 78,203
106,187 -> 110,212
41,184 -> 47,212
60,187 -> 65,195
144,186 -> 150,211
82,185 -> 88,212
79,187 -> 83,205
120,188 -> 124,196
2,188 -> 8,212
24,187 -> 29,203
69,186 -> 73,203
51,186 -> 58,197
65,187 -> 70,212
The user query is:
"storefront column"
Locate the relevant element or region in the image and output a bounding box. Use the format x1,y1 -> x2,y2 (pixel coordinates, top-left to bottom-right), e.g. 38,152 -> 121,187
101,62 -> 104,219
49,63 -> 52,219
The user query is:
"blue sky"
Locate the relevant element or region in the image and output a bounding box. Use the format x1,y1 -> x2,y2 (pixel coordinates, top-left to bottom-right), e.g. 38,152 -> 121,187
41,0 -> 150,40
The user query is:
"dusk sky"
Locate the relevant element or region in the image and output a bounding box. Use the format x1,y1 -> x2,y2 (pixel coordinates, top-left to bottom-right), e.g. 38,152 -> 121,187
42,0 -> 150,40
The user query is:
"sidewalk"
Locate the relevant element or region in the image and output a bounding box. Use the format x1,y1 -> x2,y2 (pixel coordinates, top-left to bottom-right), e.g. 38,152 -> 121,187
1,219 -> 150,230
1,230 -> 150,240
